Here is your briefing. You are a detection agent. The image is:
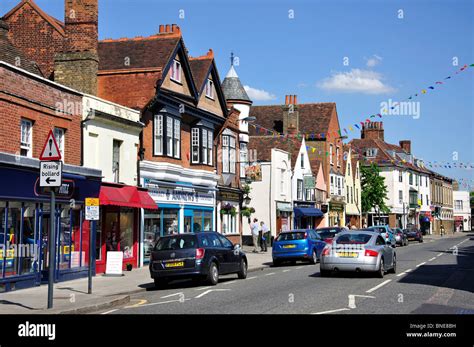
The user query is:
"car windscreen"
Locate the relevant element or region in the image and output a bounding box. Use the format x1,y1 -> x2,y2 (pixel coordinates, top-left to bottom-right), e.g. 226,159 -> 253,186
276,232 -> 306,241
368,227 -> 386,233
317,230 -> 338,239
335,233 -> 372,244
154,235 -> 198,251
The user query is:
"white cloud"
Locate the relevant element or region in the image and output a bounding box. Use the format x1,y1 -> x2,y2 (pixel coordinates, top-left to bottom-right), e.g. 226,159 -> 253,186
366,54 -> 383,67
243,85 -> 277,101
317,69 -> 395,94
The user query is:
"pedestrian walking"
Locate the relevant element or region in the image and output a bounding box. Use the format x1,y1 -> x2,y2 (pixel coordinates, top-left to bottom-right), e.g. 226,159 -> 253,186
260,221 -> 269,252
250,218 -> 260,253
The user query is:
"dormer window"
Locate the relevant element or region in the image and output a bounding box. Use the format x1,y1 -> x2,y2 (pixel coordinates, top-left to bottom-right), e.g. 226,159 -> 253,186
366,148 -> 377,158
170,59 -> 181,83
205,78 -> 214,99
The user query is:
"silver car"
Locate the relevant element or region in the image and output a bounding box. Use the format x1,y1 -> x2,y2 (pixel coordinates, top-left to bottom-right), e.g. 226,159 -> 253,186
320,230 -> 396,278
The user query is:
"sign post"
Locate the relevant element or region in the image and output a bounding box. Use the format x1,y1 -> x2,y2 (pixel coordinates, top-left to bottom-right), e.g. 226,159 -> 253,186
85,198 -> 100,294
39,130 -> 62,309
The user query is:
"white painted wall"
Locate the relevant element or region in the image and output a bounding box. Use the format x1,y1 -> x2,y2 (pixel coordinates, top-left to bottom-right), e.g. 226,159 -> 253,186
82,95 -> 141,186
246,163 -> 271,236
292,139 -> 313,202
453,190 -> 471,231
345,150 -> 361,216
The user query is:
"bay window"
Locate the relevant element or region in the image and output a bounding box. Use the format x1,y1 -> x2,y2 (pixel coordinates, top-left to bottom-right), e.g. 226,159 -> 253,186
240,142 -> 248,178
222,135 -> 236,174
153,114 -> 180,158
191,127 -> 213,165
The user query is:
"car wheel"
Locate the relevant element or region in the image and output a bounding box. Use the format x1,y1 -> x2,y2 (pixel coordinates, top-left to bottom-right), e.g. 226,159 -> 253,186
237,258 -> 248,279
320,269 -> 331,277
310,250 -> 318,265
377,258 -> 385,278
154,278 -> 167,289
419,238 -> 423,243
389,255 -> 397,274
207,262 -> 219,285
273,259 -> 282,267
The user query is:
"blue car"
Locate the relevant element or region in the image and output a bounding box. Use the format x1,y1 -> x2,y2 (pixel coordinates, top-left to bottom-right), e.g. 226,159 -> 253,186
272,230 -> 326,266
366,225 -> 396,247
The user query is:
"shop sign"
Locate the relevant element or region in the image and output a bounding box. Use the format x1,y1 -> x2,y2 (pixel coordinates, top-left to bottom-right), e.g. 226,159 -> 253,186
218,191 -> 240,201
245,164 -> 262,182
329,203 -> 344,212
105,251 -> 124,276
35,179 -> 75,199
304,176 -> 315,189
144,181 -> 215,206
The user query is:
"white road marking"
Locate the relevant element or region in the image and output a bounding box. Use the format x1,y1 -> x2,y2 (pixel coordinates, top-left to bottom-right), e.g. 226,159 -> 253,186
296,266 -> 304,269
195,289 -> 231,299
222,280 -> 237,286
348,294 -> 375,309
138,298 -> 191,308
246,276 -> 258,280
429,257 -> 436,261
437,253 -> 443,257
282,269 -> 291,273
312,308 -> 350,315
396,272 -> 407,277
264,272 -> 276,276
161,292 -> 184,299
416,262 -> 426,267
101,309 -> 118,315
366,279 -> 392,293
195,286 -> 213,291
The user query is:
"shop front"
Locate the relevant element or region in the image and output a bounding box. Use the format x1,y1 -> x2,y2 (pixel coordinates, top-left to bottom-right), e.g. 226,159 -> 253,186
419,212 -> 432,234
141,178 -> 216,265
293,202 -> 324,229
328,202 -> 345,227
276,202 -> 292,236
216,188 -> 242,244
95,183 -> 157,274
0,154 -> 101,292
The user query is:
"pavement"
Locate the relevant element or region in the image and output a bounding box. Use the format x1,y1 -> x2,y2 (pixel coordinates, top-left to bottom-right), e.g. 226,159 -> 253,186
92,232 -> 473,315
0,245 -> 272,314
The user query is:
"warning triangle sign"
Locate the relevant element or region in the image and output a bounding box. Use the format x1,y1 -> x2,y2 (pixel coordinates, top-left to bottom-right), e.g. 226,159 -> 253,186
39,129 -> 62,161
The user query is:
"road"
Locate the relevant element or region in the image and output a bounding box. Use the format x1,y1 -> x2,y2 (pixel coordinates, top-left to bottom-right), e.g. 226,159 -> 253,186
96,233 -> 474,315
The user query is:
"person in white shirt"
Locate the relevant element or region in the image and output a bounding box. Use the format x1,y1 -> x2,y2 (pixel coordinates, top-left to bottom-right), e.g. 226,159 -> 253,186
250,218 -> 260,253
260,221 -> 269,252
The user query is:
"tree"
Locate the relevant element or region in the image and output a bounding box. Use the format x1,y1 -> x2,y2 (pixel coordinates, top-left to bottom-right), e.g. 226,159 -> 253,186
360,163 -> 390,214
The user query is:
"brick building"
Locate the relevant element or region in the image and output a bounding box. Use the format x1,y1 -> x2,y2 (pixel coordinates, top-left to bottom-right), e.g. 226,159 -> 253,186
0,17 -> 102,292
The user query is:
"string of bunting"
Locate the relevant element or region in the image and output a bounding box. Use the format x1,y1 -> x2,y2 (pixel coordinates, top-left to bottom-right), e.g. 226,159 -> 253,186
251,63 -> 473,140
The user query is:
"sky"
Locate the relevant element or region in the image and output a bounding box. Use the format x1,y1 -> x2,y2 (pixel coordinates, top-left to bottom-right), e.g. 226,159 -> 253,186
2,0 -> 473,189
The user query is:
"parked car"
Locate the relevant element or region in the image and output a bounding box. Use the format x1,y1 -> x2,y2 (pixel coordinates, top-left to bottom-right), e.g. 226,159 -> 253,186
320,230 -> 396,278
393,228 -> 408,246
272,229 -> 326,266
404,228 -> 423,243
149,232 -> 247,288
316,227 -> 344,244
366,225 -> 396,247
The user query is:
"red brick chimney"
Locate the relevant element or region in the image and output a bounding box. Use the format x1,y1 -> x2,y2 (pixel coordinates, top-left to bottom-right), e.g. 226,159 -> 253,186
399,140 -> 411,154
283,95 -> 299,135
54,0 -> 99,95
361,121 -> 384,141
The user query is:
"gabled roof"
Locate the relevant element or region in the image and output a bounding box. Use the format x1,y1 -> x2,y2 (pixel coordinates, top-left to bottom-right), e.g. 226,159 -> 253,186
0,19 -> 42,76
98,34 -> 180,71
249,102 -> 336,136
221,65 -> 251,103
3,0 -> 65,36
189,53 -> 213,91
248,136 -> 304,171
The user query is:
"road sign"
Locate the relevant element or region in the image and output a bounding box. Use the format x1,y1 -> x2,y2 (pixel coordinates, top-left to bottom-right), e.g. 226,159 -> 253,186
40,161 -> 62,187
85,198 -> 100,221
85,198 -> 100,206
39,129 -> 62,161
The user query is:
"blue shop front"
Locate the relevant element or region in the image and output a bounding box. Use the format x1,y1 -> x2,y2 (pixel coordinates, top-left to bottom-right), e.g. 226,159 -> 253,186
0,154 -> 101,292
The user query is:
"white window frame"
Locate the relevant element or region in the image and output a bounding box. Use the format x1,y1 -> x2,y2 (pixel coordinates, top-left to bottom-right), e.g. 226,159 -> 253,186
297,179 -> 303,200
173,118 -> 180,159
222,135 -> 236,174
205,78 -> 214,99
240,142 -> 248,178
336,146 -> 340,167
329,144 -> 334,165
170,59 -> 181,83
280,169 -> 285,195
20,119 -> 33,157
399,171 -> 403,182
154,115 -> 163,155
191,128 -> 200,163
54,127 -> 65,161
399,190 -> 403,204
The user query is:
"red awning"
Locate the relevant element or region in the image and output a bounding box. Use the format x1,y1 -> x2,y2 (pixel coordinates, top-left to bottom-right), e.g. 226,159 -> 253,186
99,185 -> 157,209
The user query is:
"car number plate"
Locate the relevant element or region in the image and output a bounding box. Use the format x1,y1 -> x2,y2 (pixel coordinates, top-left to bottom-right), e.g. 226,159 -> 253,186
337,252 -> 358,258
283,244 -> 296,249
408,237 -> 415,240
165,261 -> 184,268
